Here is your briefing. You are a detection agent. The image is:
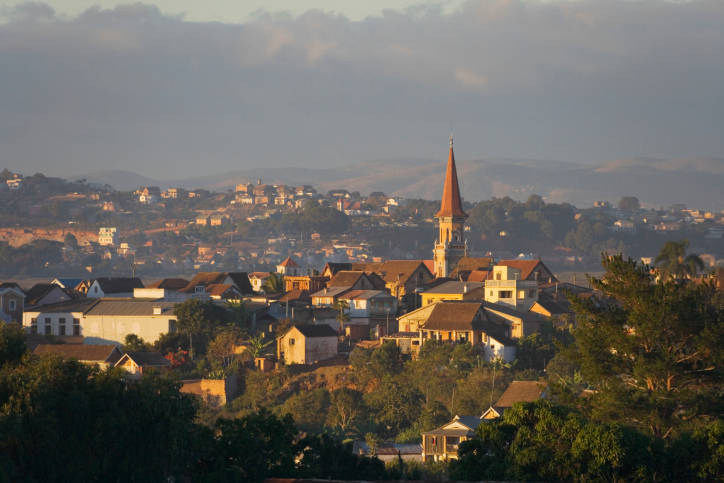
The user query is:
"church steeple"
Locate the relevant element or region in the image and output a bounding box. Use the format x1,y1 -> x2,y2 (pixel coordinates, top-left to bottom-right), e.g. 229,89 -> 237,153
433,135 -> 468,278
435,135 -> 467,219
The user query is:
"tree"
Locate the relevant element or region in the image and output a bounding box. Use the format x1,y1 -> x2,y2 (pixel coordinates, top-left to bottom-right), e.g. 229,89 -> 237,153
0,356 -> 198,481
618,196 -> 640,211
654,239 -> 705,279
225,300 -> 251,331
207,328 -> 243,370
450,400 -> 659,482
327,388 -> 367,436
247,333 -> 273,359
262,273 -> 284,294
0,323 -> 26,366
63,232 -> 78,250
568,254 -> 724,438
174,299 -> 224,359
122,333 -> 149,352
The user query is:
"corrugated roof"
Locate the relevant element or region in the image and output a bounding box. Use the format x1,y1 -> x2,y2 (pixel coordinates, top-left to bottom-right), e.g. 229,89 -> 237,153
85,300 -> 176,317
34,344 -> 122,364
25,298 -> 99,314
494,380 -> 547,408
311,287 -> 350,298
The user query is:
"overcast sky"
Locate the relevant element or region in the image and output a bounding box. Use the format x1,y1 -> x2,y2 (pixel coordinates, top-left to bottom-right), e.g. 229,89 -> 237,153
1,0 -> 722,178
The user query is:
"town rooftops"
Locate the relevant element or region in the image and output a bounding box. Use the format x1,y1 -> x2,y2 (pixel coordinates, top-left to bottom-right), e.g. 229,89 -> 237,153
494,380 -> 547,408
52,278 -> 85,290
340,289 -> 393,300
422,302 -> 483,331
93,277 -> 144,293
293,324 -> 339,338
310,287 -> 350,299
350,260 -> 432,284
278,289 -> 310,303
33,344 -> 123,365
180,272 -> 227,292
84,300 -> 176,317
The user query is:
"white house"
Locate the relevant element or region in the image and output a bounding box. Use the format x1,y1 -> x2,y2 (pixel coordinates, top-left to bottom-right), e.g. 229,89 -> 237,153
277,324 -> 338,365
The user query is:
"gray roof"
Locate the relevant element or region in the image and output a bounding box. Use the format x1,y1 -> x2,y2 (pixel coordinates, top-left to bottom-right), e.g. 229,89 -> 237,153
310,287 -> 350,298
93,277 -> 144,293
34,344 -> 123,364
84,300 -> 176,317
25,298 -> 99,314
293,324 -> 338,338
421,281 -> 483,294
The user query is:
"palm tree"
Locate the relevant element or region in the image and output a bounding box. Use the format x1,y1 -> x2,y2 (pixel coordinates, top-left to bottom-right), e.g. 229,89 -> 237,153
262,273 -> 285,294
333,299 -> 350,333
247,334 -> 273,359
654,240 -> 704,279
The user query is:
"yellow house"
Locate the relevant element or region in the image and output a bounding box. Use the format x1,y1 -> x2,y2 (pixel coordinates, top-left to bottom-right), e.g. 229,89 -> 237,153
422,415 -> 484,461
276,324 -> 339,365
420,281 -> 484,307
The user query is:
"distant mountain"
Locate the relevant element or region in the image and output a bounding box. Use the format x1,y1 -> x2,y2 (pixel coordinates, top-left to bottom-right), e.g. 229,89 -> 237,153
73,157 -> 724,210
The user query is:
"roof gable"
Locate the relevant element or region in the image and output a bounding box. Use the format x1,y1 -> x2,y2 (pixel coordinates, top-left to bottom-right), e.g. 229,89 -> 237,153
93,277 -> 144,293
292,324 -> 338,338
494,380 -> 547,408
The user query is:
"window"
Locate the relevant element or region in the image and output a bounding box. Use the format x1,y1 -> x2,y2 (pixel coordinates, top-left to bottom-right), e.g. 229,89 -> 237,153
195,285 -> 205,293
483,333 -> 488,343
529,289 -> 536,298
73,318 -> 80,336
518,290 -> 525,299
289,338 -> 295,345
8,299 -> 16,311
500,290 -> 513,299
489,290 -> 493,296
59,324 -> 66,336
31,318 -> 38,334
496,272 -> 502,280
44,317 -> 52,335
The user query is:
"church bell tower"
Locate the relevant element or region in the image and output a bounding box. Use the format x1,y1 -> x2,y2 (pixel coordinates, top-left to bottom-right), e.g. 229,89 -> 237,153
433,136 -> 467,278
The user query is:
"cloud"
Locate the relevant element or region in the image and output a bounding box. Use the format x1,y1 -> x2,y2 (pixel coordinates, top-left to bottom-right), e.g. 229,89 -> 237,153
0,0 -> 722,178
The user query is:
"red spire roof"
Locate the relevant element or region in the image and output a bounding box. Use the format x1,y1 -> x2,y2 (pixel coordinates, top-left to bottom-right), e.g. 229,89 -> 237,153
435,136 -> 467,218
279,256 -> 298,267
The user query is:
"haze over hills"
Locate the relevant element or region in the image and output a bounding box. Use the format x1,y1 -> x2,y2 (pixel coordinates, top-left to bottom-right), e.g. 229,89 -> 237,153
73,157 -> 724,210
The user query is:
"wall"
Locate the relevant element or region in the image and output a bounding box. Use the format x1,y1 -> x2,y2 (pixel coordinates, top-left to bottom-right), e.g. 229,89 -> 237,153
82,315 -> 175,344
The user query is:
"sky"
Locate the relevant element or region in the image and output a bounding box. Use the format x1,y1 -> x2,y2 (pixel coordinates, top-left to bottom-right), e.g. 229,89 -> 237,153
0,0 -> 723,178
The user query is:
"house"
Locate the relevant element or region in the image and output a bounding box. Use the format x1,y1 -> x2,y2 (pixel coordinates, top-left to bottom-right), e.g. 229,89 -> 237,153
136,186 -> 161,204
321,262 -> 352,278
420,281 -> 485,307
205,283 -> 241,301
338,290 -> 397,318
115,351 -> 171,378
421,415 -> 485,462
350,260 -> 434,304
496,259 -> 557,284
484,265 -> 539,311
98,227 -> 118,246
353,442 -> 421,462
277,324 -> 339,365
449,257 -> 493,281
0,283 -> 25,323
284,275 -> 328,293
418,302 -> 517,362
87,277 -> 144,298
310,271 -> 386,307
180,272 -> 253,298
23,299 -> 98,338
481,380 -> 548,419
33,344 -> 123,369
25,283 -> 74,307
51,278 -> 86,291
81,300 -> 177,345
146,278 -> 191,291
249,272 -> 272,293
276,256 -> 301,276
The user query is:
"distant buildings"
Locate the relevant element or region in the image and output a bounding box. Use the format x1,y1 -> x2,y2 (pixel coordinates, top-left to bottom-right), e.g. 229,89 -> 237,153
98,227 -> 118,246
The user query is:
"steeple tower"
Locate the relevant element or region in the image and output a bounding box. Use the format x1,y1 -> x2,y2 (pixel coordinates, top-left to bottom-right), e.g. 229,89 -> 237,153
433,135 -> 468,278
